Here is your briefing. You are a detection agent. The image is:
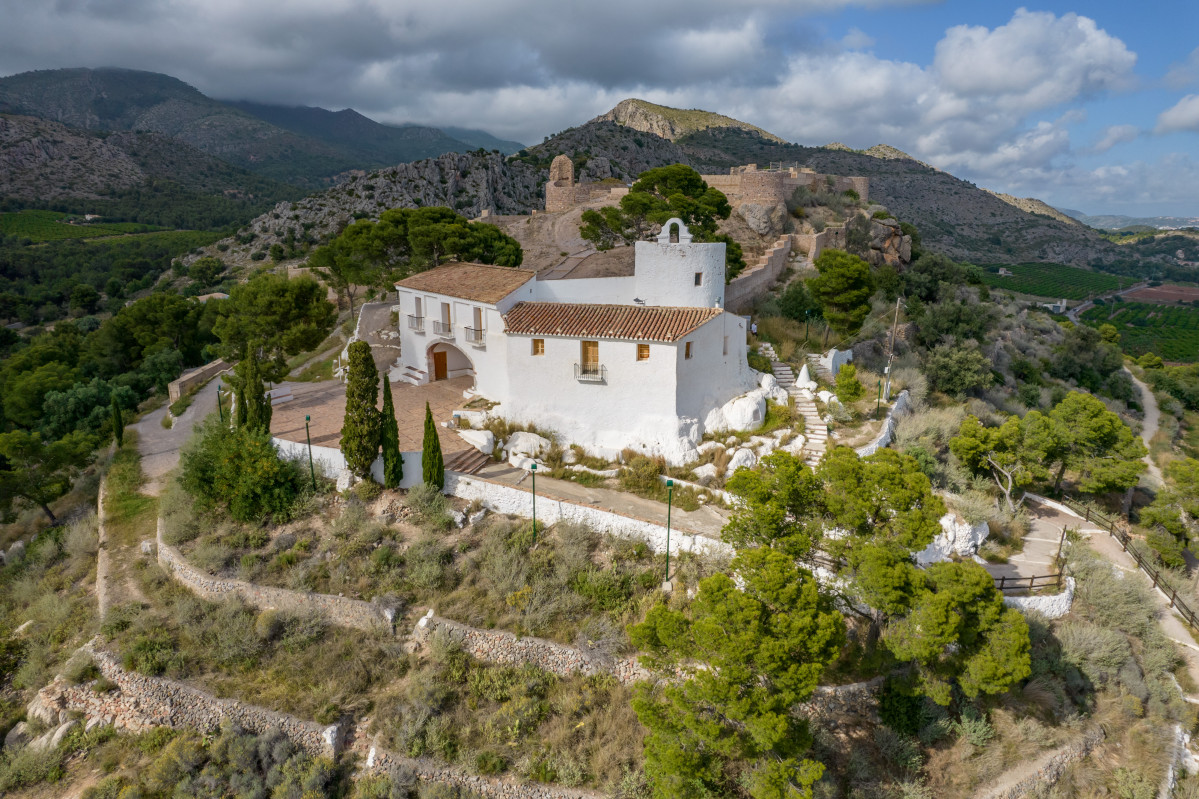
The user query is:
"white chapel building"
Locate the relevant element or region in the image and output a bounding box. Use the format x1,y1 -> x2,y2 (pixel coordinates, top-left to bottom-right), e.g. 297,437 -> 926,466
392,219 -> 780,464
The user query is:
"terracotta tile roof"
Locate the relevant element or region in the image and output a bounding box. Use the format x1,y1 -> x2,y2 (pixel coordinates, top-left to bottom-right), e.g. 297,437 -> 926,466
503,303 -> 722,342
395,262 -> 535,304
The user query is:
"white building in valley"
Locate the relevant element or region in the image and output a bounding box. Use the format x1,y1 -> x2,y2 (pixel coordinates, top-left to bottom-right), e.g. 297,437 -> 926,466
392,219 -> 780,463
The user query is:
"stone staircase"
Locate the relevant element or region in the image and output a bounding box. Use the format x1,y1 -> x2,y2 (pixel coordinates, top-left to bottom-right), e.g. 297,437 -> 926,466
761,345 -> 828,468
806,352 -> 834,382
444,448 -> 490,475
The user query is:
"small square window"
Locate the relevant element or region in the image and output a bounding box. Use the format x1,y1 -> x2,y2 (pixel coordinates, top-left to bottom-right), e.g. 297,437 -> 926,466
685,341 -> 693,360
694,272 -> 703,286
637,343 -> 650,361
532,338 -> 545,356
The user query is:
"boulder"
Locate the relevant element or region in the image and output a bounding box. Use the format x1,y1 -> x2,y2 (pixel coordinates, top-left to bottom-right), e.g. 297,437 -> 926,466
561,448 -> 579,465
457,428 -> 495,454
507,431 -> 550,458
704,391 -> 767,433
817,390 -> 835,405
692,463 -> 719,485
726,448 -> 757,476
697,441 -> 724,455
4,721 -> 29,751
782,434 -> 807,455
48,720 -> 77,750
796,364 -> 817,390
26,694 -> 57,726
916,513 -> 991,566
508,452 -> 537,471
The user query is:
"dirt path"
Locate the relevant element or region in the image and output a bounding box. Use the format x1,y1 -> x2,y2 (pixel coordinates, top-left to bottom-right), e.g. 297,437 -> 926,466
95,475 -> 111,620
1127,368 -> 1165,487
132,376 -> 222,496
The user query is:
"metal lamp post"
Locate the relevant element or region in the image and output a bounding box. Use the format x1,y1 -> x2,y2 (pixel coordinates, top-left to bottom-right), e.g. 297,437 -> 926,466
304,415 -> 317,492
665,479 -> 673,587
876,379 -> 883,416
216,386 -> 224,424
530,463 -> 537,539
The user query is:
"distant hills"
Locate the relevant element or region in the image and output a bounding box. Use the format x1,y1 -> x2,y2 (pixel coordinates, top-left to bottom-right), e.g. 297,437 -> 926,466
0,68 -> 523,188
1057,208 -> 1199,231
0,70 -> 1176,269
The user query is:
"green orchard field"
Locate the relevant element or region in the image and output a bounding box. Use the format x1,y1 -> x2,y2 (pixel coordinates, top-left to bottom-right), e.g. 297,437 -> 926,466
981,262 -> 1132,300
0,209 -> 164,241
1082,301 -> 1199,362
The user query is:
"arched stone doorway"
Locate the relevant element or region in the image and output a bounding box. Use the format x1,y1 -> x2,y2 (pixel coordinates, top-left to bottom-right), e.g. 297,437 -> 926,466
425,341 -> 475,387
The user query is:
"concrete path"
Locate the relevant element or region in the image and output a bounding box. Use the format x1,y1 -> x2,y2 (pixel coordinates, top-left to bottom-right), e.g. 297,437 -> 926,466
1023,495 -> 1199,698
132,376 -> 222,496
473,461 -> 731,539
983,496 -> 1071,587
1128,368 -> 1165,487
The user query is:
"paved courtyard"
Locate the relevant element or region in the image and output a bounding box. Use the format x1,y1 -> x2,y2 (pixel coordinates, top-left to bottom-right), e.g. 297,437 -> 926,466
270,376 -> 474,455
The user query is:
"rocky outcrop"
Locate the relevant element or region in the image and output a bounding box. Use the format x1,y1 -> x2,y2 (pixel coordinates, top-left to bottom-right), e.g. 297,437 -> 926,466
594,98 -> 786,143
862,216 -> 912,268
194,150 -> 542,268
737,202 -> 788,237
0,114 -> 144,200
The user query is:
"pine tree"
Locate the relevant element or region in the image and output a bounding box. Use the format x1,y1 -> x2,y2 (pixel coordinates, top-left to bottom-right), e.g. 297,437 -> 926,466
422,401 -> 444,490
380,377 -> 403,489
111,396 -> 124,447
341,341 -> 381,478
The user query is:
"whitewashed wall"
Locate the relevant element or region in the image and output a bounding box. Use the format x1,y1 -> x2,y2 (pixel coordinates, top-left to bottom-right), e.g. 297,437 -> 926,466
446,473 -> 733,560
272,438 -> 424,490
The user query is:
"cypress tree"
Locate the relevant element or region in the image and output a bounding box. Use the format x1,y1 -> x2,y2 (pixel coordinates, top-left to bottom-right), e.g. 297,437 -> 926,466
380,377 -> 403,489
238,348 -> 273,435
111,396 -> 124,447
422,401 -> 444,489
341,340 -> 381,478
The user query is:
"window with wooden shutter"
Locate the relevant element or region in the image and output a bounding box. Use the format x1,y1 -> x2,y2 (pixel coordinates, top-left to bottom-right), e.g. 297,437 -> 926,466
637,343 -> 650,361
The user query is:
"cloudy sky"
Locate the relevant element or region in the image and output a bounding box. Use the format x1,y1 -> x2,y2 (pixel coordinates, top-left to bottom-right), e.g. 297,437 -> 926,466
2,0 -> 1197,216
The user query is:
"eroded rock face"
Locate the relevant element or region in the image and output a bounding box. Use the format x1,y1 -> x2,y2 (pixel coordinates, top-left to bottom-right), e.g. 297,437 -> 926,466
916,513 -> 990,566
737,202 -> 788,237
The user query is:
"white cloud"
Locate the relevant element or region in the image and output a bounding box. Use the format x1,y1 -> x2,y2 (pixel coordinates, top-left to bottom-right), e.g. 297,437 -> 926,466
1156,94 -> 1199,134
1091,124 -> 1139,153
841,27 -> 875,50
933,9 -> 1135,108
1165,47 -> 1199,89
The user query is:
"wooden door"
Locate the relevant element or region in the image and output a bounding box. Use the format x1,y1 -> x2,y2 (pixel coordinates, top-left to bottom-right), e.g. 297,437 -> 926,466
581,340 -> 598,368
433,350 -> 448,380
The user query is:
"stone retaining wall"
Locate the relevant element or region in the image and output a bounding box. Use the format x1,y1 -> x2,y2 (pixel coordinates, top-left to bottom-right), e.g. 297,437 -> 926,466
364,745 -> 603,799
167,359 -> 230,403
413,611 -> 650,685
446,473 -> 734,559
980,728 -> 1105,799
157,518 -> 397,632
724,235 -> 794,314
37,639 -> 340,757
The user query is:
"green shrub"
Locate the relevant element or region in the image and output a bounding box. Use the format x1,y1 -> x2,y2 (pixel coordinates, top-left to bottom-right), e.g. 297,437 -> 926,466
352,478 -> 383,503
572,569 -> 633,611
619,456 -> 662,494
747,351 -> 773,373
64,653 -> 100,684
878,678 -> 923,735
1145,527 -> 1186,568
407,482 -> 452,530
474,750 -> 507,775
953,709 -> 994,748
180,417 -> 304,523
835,364 -> 866,403
123,630 -> 177,675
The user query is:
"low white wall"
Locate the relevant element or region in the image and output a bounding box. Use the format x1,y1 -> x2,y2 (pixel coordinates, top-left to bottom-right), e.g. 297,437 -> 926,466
856,390 -> 911,457
446,473 -> 733,559
1003,577 -> 1075,619
271,438 -> 424,490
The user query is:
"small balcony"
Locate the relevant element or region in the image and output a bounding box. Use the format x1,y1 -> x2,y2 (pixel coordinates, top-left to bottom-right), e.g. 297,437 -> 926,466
432,320 -> 453,337
464,326 -> 485,345
574,363 -> 606,383
407,314 -> 425,332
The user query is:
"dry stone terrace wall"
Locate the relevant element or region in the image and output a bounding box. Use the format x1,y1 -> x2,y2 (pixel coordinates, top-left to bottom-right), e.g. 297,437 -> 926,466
364,747 -> 603,799
156,519 -> 397,632
413,611 -> 651,685
38,638 -> 340,757
980,728 -> 1105,799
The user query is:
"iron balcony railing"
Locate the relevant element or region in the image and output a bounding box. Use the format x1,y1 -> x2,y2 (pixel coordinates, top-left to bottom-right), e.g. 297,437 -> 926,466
432,320 -> 453,336
574,363 -> 606,383
464,326 -> 485,344
407,314 -> 424,332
